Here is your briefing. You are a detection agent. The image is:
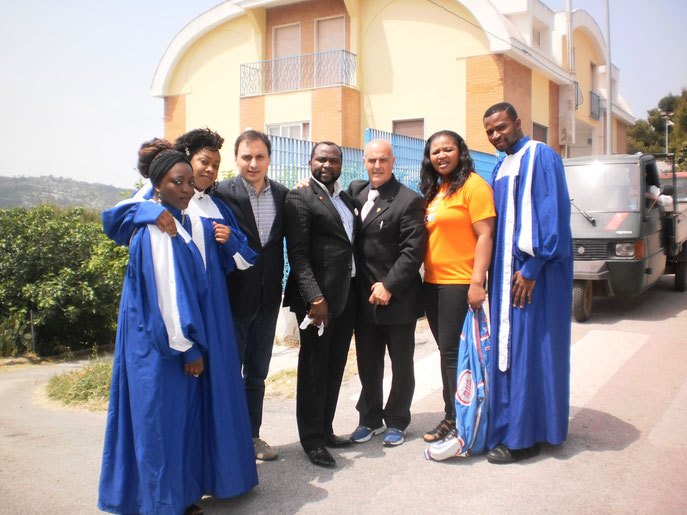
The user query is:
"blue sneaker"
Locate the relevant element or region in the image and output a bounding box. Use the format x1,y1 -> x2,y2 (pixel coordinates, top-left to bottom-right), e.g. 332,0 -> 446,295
383,428 -> 405,447
350,425 -> 385,443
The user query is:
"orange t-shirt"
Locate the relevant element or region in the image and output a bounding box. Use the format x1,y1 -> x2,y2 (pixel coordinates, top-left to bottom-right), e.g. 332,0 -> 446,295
423,173 -> 495,284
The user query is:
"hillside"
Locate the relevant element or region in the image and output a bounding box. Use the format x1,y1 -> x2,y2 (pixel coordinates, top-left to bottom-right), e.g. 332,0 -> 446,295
0,175 -> 132,212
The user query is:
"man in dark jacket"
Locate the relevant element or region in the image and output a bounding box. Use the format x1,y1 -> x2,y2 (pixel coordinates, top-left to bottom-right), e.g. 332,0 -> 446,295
283,141 -> 357,468
213,130 -> 289,461
348,139 -> 428,447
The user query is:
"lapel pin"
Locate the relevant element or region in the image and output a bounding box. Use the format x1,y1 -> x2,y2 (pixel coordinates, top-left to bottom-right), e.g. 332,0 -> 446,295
319,196 -> 323,200
376,207 -> 381,213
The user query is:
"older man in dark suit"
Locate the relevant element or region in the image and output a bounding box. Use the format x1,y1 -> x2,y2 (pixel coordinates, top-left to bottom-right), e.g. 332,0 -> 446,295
349,139 -> 428,447
283,141 -> 357,468
213,130 -> 289,461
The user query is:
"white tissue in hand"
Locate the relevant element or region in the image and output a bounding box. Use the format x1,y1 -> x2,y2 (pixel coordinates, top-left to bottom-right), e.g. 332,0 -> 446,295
299,315 -> 324,336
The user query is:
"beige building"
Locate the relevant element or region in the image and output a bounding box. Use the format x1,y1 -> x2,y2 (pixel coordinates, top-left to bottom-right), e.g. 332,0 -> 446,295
152,0 -> 634,159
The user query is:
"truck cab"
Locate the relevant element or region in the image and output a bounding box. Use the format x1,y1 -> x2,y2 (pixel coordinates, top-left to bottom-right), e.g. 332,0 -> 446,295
564,153 -> 687,321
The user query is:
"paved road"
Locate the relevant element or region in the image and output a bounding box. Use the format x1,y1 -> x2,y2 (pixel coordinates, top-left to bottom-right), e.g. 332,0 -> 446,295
1,276 -> 686,513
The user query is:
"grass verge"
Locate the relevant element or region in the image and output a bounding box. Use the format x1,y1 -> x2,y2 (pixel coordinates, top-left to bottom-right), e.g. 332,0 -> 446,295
46,359 -> 113,411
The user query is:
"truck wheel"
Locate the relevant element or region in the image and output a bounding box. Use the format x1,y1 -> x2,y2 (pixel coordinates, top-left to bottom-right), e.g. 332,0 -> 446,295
572,280 -> 593,322
675,261 -> 687,292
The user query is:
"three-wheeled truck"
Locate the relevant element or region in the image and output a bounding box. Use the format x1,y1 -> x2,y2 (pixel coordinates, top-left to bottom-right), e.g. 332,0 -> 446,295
564,153 -> 687,322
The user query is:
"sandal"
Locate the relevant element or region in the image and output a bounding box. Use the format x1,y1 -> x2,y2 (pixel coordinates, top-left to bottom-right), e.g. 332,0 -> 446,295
423,418 -> 454,442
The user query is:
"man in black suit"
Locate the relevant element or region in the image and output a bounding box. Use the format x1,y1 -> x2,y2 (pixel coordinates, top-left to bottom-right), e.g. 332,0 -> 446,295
283,141 -> 357,468
213,130 -> 289,461
348,139 -> 427,447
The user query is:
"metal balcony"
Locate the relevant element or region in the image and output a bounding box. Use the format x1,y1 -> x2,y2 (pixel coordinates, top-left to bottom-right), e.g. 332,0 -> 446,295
590,90 -> 601,121
240,49 -> 356,97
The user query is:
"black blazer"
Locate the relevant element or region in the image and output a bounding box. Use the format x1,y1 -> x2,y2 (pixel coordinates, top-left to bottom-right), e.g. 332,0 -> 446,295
283,181 -> 358,319
212,176 -> 289,318
349,175 -> 428,325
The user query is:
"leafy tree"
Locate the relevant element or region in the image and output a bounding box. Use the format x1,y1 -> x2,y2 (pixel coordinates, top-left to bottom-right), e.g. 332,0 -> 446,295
628,120 -> 662,154
0,205 -> 128,356
628,89 -> 687,162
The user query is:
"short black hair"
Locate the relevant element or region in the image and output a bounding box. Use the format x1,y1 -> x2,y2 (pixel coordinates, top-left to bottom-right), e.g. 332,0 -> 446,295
310,141 -> 342,161
174,128 -> 224,157
483,102 -> 519,121
234,130 -> 272,157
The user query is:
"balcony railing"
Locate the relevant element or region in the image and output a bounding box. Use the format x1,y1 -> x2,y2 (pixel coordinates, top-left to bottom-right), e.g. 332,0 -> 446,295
240,49 -> 356,97
590,90 -> 601,121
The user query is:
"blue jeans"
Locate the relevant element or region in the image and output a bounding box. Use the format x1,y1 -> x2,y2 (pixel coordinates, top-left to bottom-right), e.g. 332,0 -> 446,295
233,304 -> 278,438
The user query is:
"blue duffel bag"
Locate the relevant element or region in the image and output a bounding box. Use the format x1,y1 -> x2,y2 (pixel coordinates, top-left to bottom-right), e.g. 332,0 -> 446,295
424,306 -> 491,461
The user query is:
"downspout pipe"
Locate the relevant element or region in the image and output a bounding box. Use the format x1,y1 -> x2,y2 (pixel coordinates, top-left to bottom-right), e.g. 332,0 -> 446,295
605,0 -> 613,155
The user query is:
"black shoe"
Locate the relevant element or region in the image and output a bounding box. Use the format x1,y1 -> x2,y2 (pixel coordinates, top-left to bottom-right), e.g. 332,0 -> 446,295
183,504 -> 203,515
326,434 -> 353,448
486,443 -> 541,464
306,447 -> 336,467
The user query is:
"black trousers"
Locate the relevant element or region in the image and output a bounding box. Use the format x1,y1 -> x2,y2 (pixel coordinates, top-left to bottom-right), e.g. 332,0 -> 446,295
423,282 -> 470,421
354,320 -> 416,431
296,284 -> 355,452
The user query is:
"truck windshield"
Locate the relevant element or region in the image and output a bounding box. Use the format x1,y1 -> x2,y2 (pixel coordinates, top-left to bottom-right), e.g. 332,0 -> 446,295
565,163 -> 641,213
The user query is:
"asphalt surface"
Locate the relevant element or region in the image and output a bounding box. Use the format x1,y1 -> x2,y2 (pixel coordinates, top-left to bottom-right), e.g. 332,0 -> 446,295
1,275 -> 686,514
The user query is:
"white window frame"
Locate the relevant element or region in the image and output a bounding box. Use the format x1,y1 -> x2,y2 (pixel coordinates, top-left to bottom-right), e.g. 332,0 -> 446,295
265,121 -> 310,141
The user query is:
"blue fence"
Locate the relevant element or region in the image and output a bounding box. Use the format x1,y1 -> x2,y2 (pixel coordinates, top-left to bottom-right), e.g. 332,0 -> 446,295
269,136 -> 364,189
363,129 -> 498,187
269,131 -> 499,191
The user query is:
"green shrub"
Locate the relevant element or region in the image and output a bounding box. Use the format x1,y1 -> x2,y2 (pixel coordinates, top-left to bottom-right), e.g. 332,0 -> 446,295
0,313 -> 33,356
0,205 -> 128,356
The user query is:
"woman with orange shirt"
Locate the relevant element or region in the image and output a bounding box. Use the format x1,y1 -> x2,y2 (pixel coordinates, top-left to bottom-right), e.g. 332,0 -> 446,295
420,130 -> 496,443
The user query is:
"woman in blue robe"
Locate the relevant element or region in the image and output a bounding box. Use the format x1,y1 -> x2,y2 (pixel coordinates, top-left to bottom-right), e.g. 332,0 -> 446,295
99,140 -> 257,515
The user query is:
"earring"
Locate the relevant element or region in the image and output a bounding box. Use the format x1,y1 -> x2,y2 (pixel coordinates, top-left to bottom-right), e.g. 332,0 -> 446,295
155,189 -> 162,204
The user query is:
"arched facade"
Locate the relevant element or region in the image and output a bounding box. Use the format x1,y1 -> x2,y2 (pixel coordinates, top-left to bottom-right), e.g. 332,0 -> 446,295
151,0 -> 632,157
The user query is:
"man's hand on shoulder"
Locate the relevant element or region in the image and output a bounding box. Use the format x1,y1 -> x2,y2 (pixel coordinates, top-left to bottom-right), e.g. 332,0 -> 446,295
155,210 -> 177,237
294,177 -> 311,189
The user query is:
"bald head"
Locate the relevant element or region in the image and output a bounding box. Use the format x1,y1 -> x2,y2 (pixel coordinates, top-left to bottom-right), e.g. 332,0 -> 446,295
364,139 -> 395,189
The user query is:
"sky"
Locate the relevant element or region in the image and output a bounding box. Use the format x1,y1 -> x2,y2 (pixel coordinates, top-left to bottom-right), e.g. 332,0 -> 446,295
1,0 -> 685,188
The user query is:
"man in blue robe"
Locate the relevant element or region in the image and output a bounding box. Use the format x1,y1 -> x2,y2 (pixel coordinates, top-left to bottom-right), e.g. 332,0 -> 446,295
482,102 -> 573,464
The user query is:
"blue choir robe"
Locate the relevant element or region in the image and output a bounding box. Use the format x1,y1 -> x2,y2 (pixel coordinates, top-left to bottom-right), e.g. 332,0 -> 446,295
99,208 -> 258,514
487,136 -> 573,450
99,215 -> 208,515
182,211 -> 258,499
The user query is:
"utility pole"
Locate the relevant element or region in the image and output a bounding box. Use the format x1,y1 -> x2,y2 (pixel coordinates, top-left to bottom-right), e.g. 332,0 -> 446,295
604,0 -> 613,155
660,110 -> 674,154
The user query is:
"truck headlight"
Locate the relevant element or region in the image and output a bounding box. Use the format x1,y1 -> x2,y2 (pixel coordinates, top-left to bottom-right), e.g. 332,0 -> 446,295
615,243 -> 636,257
